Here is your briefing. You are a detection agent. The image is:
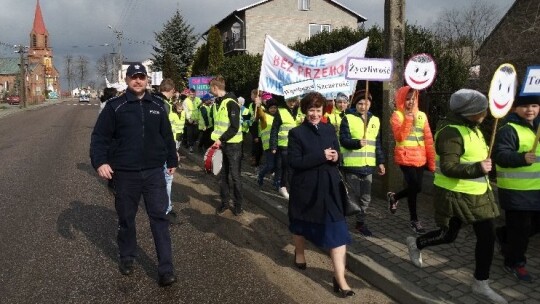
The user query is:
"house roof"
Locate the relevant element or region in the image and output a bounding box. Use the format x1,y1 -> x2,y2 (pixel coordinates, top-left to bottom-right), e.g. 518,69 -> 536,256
203,0 -> 367,35
0,58 -> 20,75
477,1 -> 517,53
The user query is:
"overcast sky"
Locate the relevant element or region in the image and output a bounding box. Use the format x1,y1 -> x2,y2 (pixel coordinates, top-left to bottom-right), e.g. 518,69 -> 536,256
0,0 -> 514,90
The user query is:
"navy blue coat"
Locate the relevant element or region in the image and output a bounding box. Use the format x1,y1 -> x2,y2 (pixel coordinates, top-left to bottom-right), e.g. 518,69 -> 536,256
288,121 -> 345,224
493,113 -> 540,211
90,90 -> 178,171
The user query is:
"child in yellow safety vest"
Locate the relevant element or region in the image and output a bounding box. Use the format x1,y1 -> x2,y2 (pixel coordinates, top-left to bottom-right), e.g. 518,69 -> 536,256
339,91 -> 385,237
493,94 -> 540,283
197,93 -> 215,152
269,96 -> 304,199
256,98 -> 279,188
406,89 -> 507,304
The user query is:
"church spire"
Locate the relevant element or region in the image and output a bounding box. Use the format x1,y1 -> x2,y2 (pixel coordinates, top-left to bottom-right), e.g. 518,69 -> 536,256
32,0 -> 47,35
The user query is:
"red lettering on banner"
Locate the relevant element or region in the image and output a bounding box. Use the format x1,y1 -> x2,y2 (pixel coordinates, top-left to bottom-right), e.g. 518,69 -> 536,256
337,64 -> 344,74
329,66 -> 337,76
192,79 -> 201,84
313,69 -> 320,79
273,56 -> 281,66
280,58 -> 293,72
322,68 -> 329,78
304,67 -> 312,78
297,66 -> 304,75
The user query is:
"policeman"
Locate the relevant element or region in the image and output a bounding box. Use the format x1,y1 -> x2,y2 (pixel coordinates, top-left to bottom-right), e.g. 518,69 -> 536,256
90,62 -> 178,286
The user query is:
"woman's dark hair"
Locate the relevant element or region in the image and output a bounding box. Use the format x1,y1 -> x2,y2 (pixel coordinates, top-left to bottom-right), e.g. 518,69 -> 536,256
100,87 -> 117,102
351,89 -> 372,107
300,91 -> 327,114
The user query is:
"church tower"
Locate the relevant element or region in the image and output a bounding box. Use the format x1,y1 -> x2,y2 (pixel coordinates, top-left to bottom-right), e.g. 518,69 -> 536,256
27,0 -> 60,101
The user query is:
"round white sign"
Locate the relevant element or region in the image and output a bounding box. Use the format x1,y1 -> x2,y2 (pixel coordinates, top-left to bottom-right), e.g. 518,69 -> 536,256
404,53 -> 437,90
488,63 -> 517,118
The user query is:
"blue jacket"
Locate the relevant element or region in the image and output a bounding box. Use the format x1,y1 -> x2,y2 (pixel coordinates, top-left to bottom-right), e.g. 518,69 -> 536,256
493,112 -> 540,211
90,90 -> 178,171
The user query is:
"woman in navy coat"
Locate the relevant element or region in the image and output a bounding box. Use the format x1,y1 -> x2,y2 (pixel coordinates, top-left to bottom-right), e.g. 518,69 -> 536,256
288,92 -> 354,297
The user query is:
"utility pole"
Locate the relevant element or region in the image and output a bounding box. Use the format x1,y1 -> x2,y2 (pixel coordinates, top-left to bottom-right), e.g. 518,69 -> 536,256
108,25 -> 123,83
382,0 -> 405,193
16,45 -> 28,108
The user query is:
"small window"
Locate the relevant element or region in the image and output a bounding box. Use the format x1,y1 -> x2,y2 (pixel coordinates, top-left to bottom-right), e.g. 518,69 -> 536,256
299,0 -> 310,11
309,24 -> 331,37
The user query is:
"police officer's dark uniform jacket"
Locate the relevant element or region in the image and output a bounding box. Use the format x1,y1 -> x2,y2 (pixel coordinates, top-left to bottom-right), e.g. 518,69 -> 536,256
90,90 -> 178,171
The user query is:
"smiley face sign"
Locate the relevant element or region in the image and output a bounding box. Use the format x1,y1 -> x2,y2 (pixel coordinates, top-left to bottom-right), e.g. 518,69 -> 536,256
404,53 -> 437,90
488,63 -> 517,118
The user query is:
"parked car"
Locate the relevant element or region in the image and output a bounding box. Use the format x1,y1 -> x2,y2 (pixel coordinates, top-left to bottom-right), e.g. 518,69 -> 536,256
79,94 -> 90,102
7,95 -> 20,105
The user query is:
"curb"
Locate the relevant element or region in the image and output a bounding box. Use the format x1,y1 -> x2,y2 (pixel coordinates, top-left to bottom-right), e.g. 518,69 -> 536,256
182,148 -> 444,304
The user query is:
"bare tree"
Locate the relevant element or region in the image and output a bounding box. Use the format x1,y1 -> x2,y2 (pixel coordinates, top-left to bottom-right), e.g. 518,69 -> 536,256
63,54 -> 75,93
96,53 -> 114,82
433,0 -> 500,67
76,55 -> 90,89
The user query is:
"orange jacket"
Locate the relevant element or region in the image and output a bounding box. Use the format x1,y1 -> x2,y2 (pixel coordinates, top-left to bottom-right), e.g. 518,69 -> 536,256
390,86 -> 435,171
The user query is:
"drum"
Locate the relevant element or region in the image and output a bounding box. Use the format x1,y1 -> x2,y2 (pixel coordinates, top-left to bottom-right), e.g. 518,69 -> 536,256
204,147 -> 223,175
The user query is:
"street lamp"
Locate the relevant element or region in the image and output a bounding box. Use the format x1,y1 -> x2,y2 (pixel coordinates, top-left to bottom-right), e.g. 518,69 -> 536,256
107,25 -> 123,83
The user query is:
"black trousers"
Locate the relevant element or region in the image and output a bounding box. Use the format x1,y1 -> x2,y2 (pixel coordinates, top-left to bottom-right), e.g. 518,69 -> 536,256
497,210 -> 540,267
416,217 -> 495,280
220,142 -> 243,207
278,146 -> 290,189
394,165 -> 425,222
113,168 -> 173,276
185,123 -> 199,148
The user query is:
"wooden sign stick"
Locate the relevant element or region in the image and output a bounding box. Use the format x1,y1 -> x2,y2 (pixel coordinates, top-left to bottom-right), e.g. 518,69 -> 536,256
531,127 -> 540,153
363,80 -> 369,139
487,118 -> 499,158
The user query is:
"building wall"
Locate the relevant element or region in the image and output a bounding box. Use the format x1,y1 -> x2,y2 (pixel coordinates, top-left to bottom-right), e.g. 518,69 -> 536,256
244,0 -> 358,54
478,0 -> 540,89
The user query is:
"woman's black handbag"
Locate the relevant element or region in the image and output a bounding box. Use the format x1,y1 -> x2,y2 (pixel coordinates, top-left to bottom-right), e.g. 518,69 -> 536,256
338,171 -> 361,216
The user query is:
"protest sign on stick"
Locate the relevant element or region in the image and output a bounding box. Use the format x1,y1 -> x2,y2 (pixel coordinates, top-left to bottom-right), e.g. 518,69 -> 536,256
487,63 -> 517,157
346,58 -> 393,137
404,53 -> 437,105
520,66 -> 540,152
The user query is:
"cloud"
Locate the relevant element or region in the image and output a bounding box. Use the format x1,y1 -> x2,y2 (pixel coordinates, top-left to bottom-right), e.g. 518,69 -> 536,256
0,0 -> 513,90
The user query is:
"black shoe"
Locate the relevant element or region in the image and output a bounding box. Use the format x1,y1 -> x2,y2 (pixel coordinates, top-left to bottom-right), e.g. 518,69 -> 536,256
158,273 -> 177,287
166,210 -> 180,225
294,250 -> 306,270
119,260 -> 134,276
355,222 -> 373,237
233,205 -> 244,216
216,204 -> 229,214
333,277 -> 355,298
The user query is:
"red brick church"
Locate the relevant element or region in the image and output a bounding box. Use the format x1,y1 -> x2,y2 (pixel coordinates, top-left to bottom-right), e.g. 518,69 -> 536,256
0,0 -> 61,103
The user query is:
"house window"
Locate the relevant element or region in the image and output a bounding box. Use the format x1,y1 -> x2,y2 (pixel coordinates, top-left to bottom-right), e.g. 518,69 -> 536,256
299,0 -> 310,11
309,24 -> 331,37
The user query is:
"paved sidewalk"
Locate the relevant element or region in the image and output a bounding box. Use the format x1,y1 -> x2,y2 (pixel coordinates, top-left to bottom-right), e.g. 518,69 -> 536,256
183,147 -> 538,304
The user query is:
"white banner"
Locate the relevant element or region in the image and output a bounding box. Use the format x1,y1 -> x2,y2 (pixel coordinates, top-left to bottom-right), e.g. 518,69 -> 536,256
345,58 -> 393,81
521,66 -> 540,95
258,35 -> 369,96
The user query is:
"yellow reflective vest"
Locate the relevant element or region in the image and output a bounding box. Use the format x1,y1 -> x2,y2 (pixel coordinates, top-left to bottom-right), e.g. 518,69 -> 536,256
277,107 -> 303,147
496,122 -> 540,190
341,114 -> 379,167
211,98 -> 243,143
259,112 -> 275,151
434,125 -> 489,195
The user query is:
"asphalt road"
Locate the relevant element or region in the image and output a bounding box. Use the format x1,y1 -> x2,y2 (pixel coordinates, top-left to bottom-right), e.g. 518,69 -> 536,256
0,99 -> 394,303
